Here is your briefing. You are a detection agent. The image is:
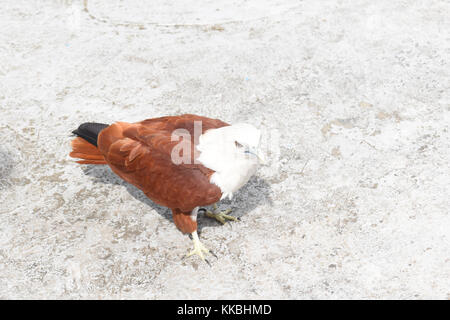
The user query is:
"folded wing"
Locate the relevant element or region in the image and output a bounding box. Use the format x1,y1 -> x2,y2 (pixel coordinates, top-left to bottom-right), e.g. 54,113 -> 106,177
97,114 -> 228,211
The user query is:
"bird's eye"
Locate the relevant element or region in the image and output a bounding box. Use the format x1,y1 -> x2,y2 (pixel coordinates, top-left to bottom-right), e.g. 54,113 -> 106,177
235,141 -> 243,148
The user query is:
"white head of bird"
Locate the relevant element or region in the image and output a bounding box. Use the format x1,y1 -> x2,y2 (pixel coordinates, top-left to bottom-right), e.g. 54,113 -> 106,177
197,123 -> 264,199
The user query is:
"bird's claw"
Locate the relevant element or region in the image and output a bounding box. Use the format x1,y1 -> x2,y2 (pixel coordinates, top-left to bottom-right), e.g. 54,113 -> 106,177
205,204 -> 239,224
186,231 -> 214,264
187,241 -> 209,260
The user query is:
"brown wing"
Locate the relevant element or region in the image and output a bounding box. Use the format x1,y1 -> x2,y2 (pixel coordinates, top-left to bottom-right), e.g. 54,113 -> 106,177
97,114 -> 229,212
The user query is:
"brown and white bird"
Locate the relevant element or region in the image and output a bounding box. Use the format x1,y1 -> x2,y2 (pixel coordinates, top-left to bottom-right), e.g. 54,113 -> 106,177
69,114 -> 263,261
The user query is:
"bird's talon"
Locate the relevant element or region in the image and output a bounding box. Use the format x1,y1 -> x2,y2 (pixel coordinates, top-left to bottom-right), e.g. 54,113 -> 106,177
210,250 -> 218,259
205,205 -> 238,224
186,231 -> 211,263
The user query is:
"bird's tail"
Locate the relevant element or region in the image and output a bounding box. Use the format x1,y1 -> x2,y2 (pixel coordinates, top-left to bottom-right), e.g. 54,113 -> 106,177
70,122 -> 109,164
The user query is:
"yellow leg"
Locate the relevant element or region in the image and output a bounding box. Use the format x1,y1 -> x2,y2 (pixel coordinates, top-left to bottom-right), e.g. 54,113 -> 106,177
186,231 -> 210,262
205,204 -> 239,224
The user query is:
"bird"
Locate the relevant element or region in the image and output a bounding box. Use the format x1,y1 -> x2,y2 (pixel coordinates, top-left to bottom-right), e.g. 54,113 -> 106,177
69,114 -> 264,261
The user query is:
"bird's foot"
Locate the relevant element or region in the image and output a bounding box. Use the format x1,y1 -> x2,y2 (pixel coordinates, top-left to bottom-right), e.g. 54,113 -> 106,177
186,231 -> 212,263
204,204 -> 239,225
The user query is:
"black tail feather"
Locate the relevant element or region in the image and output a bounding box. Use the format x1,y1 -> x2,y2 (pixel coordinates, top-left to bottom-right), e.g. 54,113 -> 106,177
72,122 -> 109,147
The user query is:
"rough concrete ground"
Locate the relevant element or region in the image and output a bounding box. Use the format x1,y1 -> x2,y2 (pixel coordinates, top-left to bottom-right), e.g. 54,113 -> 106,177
0,0 -> 449,299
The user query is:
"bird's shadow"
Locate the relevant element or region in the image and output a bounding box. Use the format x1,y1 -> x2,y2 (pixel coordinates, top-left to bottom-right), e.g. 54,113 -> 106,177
82,165 -> 272,234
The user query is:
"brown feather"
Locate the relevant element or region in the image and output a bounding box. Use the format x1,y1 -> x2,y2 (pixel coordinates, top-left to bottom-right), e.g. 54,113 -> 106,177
172,208 -> 197,234
70,137 -> 107,164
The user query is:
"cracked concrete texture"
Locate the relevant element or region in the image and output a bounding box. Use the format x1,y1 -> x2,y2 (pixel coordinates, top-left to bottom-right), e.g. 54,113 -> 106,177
0,0 -> 449,299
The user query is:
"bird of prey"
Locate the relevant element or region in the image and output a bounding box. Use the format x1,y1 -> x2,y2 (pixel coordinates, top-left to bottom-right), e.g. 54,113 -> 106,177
69,114 -> 263,261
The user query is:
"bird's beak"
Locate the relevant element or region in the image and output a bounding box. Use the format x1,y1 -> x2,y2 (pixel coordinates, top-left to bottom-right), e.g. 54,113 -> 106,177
256,150 -> 266,165
245,148 -> 266,165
